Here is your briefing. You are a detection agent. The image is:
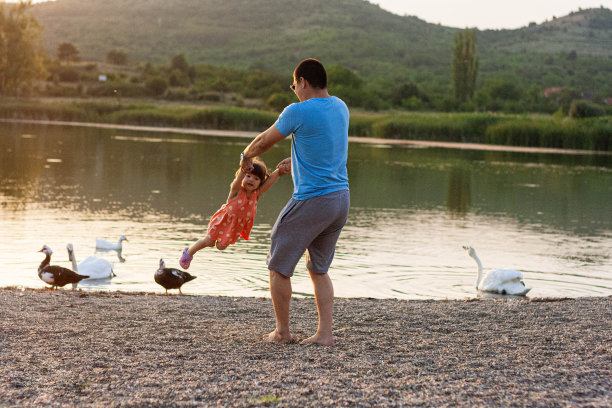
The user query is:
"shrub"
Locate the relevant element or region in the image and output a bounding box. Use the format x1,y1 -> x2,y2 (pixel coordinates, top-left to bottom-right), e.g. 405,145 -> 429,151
145,77 -> 168,96
57,67 -> 80,82
569,99 -> 606,118
265,92 -> 293,112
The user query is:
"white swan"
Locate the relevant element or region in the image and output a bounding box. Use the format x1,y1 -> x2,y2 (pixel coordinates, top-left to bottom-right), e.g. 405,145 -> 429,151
67,243 -> 115,280
95,235 -> 128,251
463,245 -> 531,296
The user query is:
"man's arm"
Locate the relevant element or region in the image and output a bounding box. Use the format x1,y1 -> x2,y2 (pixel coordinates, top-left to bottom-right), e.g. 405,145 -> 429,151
240,125 -> 286,172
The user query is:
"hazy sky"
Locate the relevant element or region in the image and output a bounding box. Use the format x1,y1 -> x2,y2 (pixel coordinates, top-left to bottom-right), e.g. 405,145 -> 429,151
6,0 -> 612,30
374,0 -> 611,29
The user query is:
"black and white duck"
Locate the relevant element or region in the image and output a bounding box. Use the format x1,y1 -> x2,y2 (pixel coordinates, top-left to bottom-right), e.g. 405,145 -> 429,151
38,245 -> 89,290
154,259 -> 196,295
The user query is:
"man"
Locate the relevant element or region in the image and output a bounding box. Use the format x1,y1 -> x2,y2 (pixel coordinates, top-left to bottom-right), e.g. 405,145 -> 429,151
240,58 -> 349,346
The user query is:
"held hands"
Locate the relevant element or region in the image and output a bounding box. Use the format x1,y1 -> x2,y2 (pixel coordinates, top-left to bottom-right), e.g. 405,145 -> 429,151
276,157 -> 291,176
240,153 -> 253,174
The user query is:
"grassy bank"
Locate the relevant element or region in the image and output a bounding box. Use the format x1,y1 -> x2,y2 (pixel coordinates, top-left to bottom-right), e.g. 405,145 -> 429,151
1,98 -> 611,151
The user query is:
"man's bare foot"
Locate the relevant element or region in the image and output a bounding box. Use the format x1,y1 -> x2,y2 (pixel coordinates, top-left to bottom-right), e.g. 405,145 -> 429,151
300,333 -> 335,346
263,329 -> 293,344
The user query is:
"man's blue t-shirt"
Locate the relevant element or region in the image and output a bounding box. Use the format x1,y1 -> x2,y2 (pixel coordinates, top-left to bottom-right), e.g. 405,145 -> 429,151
274,96 -> 349,200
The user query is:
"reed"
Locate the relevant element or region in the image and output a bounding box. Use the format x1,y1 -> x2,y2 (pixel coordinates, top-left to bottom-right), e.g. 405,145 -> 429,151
183,107 -> 277,131
352,112 -> 612,151
1,99 -> 610,150
366,113 -> 503,142
0,100 -> 90,122
485,117 -> 612,150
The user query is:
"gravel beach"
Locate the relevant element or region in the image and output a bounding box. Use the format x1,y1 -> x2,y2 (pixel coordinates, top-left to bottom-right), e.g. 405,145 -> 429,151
1,288 -> 610,407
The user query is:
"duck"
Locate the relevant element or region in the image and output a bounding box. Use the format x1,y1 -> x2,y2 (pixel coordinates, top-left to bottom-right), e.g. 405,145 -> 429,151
38,245 -> 89,290
154,259 -> 196,295
66,243 -> 115,280
95,235 -> 128,251
463,245 -> 531,296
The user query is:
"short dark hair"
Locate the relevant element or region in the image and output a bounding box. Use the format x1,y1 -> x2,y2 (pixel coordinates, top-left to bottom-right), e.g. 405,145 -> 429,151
294,58 -> 327,89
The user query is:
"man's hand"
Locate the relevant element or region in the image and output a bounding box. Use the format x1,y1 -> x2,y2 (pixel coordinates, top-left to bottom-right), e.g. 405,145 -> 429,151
240,153 -> 254,173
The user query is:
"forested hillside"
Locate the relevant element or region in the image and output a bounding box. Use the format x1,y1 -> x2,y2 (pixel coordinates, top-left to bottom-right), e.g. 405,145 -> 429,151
31,0 -> 457,77
21,0 -> 612,112
31,1 -> 610,71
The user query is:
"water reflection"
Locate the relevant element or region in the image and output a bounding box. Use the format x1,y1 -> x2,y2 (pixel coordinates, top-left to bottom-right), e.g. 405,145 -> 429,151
0,122 -> 611,299
446,166 -> 471,215
95,248 -> 126,263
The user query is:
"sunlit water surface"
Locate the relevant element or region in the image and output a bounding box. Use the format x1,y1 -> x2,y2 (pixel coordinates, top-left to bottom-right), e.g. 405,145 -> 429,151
1,122 -> 611,299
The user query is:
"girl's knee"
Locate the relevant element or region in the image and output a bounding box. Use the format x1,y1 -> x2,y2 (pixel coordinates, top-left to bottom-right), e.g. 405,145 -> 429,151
216,242 -> 228,250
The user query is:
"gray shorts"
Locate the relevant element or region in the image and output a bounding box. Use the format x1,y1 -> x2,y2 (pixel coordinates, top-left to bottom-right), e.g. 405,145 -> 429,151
267,190 -> 350,278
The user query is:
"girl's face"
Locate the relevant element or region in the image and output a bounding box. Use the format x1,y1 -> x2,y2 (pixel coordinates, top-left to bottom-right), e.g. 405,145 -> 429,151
242,172 -> 262,191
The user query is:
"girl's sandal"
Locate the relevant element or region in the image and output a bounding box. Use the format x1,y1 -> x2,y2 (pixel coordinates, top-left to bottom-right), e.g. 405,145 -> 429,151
179,248 -> 193,269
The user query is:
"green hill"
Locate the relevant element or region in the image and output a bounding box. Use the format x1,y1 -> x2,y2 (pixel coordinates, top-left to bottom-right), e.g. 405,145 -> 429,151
28,0 -> 612,98
30,0 -> 458,76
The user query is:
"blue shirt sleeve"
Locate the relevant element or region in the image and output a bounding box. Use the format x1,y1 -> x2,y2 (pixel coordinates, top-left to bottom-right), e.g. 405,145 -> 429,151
274,103 -> 300,137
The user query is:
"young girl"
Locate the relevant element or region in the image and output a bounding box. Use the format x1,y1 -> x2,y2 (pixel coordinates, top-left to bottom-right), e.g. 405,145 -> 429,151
179,157 -> 290,269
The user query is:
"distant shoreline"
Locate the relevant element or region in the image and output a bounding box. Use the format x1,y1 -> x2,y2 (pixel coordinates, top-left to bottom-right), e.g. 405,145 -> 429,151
2,118 -> 611,156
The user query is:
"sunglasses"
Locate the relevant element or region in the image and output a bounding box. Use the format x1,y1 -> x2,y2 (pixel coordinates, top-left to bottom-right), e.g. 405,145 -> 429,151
290,77 -> 302,91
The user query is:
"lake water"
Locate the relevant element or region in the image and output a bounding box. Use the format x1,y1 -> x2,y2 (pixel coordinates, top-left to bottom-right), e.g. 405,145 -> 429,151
1,121 -> 611,299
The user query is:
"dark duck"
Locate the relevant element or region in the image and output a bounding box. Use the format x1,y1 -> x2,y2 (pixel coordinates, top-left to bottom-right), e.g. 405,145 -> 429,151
155,259 -> 196,295
38,245 -> 89,290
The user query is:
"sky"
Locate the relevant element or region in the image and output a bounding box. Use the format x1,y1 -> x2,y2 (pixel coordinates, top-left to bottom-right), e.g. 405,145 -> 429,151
4,0 -> 612,30
373,0 -> 611,29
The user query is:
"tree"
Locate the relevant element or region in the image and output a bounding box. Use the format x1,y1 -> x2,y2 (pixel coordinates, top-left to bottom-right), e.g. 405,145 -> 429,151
57,42 -> 80,63
106,49 -> 128,65
452,29 -> 479,103
170,54 -> 189,74
0,1 -> 47,95
327,65 -> 363,106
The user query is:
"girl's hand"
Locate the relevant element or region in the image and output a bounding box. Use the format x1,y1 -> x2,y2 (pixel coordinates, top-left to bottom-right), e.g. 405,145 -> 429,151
277,157 -> 291,175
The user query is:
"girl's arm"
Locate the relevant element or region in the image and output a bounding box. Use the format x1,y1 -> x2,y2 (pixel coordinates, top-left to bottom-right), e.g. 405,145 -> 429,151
258,158 -> 291,196
228,168 -> 246,200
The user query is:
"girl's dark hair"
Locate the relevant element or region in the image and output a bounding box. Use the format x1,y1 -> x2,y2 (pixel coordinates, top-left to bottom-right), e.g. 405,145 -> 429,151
236,157 -> 268,182
250,159 -> 268,182
294,58 -> 327,89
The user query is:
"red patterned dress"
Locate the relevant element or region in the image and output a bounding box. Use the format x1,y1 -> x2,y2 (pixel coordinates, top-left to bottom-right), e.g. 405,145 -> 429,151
206,189 -> 259,246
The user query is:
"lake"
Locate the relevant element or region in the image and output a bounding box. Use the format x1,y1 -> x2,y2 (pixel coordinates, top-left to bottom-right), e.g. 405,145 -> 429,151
1,121 -> 611,299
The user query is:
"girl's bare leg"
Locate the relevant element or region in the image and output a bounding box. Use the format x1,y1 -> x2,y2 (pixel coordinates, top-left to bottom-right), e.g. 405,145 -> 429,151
188,236 -> 215,257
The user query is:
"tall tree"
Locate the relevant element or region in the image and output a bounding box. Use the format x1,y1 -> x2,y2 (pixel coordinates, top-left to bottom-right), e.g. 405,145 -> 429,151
57,42 -> 80,63
106,49 -> 128,65
0,1 -> 46,95
452,29 -> 479,103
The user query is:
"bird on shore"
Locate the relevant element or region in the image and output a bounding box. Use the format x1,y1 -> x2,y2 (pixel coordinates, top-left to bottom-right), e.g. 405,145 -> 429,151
66,243 -> 115,280
463,245 -> 531,296
95,235 -> 128,251
154,259 -> 196,295
38,245 -> 89,290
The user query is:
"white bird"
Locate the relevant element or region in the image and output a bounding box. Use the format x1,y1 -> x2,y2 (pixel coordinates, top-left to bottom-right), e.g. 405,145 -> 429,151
67,243 -> 115,280
463,245 -> 531,296
95,235 -> 128,251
